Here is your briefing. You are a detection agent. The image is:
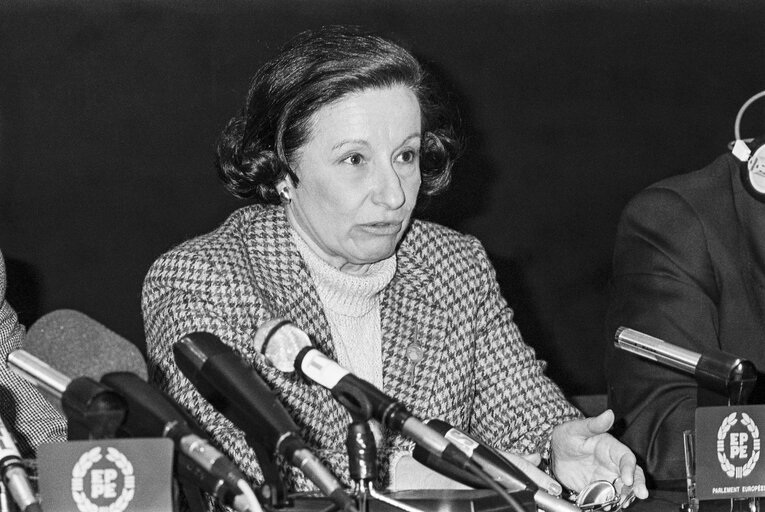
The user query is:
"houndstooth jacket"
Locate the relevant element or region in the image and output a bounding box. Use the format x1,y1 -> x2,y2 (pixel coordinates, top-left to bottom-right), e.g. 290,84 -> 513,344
142,204 -> 580,495
0,250 -> 67,457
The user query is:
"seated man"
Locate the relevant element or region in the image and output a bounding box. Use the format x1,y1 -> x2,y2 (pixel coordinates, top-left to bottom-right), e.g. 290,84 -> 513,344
0,250 -> 66,457
604,144 -> 765,487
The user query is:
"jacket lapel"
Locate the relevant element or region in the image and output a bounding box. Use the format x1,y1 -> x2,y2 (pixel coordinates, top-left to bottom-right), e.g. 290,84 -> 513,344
245,205 -> 337,359
243,206 -> 349,452
381,223 -> 454,419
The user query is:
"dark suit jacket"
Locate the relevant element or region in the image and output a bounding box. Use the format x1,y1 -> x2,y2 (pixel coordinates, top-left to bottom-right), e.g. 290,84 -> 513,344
142,204 -> 580,497
605,153 -> 765,487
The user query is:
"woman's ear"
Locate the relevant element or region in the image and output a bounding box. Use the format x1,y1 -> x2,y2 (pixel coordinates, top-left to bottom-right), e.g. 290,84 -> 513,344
277,176 -> 294,203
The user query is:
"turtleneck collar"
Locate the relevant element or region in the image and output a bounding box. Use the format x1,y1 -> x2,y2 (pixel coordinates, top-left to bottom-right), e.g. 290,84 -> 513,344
290,229 -> 396,317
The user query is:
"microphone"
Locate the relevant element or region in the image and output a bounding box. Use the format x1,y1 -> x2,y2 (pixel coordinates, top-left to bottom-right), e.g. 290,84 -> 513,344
7,351 -> 258,512
414,420 -> 580,512
22,309 -> 148,418
614,327 -> 758,404
253,319 -> 474,474
99,372 -> 259,512
0,416 -> 42,512
7,349 -> 128,440
173,332 -> 359,512
19,310 -> 149,435
25,309 -> 148,381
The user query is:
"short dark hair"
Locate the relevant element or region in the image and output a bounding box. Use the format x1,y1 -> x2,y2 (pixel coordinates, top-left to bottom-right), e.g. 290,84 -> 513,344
215,25 -> 460,204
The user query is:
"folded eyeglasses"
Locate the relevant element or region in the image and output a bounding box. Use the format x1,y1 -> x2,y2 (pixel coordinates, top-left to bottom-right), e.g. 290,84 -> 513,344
569,479 -> 636,512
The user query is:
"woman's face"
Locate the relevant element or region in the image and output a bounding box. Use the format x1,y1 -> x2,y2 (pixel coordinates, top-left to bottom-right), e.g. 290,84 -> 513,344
285,85 -> 422,273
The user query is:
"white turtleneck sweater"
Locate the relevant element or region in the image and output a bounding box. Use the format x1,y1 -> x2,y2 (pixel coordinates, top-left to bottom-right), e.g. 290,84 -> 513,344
291,230 -> 396,390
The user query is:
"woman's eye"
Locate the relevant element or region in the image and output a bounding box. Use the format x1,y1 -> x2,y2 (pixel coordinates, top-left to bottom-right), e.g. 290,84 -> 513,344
397,149 -> 418,164
343,153 -> 364,166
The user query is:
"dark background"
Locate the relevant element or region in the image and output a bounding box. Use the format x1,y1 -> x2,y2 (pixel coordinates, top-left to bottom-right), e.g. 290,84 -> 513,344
2,0 -> 764,396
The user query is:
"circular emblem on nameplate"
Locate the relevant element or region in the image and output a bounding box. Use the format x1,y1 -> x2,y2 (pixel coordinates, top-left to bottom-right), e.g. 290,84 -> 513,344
716,412 -> 761,479
71,446 -> 136,512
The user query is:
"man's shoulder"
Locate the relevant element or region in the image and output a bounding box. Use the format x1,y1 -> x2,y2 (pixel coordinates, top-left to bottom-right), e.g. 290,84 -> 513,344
646,153 -> 738,202
624,153 -> 739,224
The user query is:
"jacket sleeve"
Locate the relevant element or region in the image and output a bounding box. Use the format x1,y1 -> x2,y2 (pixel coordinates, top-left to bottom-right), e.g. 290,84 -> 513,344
604,186 -> 718,486
141,246 -> 269,489
0,251 -> 67,457
468,238 -> 582,457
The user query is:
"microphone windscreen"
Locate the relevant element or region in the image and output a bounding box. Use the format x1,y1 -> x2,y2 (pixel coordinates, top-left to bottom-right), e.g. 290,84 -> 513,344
253,318 -> 312,372
24,309 -> 147,381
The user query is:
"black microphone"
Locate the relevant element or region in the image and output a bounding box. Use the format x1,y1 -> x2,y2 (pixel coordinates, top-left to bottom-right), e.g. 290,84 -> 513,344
415,420 -> 580,512
0,415 -> 42,512
614,327 -> 758,404
99,372 -> 259,512
253,319 -> 474,474
173,332 -> 359,512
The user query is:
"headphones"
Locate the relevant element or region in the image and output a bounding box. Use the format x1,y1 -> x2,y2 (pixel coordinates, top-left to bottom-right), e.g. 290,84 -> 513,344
730,90 -> 765,194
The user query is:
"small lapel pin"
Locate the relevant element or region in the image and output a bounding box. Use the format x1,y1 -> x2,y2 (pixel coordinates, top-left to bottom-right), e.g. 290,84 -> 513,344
405,342 -> 424,386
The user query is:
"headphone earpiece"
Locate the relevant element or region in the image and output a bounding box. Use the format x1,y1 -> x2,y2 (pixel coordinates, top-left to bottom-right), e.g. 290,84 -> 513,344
730,90 -> 765,194
731,138 -> 765,194
748,144 -> 765,177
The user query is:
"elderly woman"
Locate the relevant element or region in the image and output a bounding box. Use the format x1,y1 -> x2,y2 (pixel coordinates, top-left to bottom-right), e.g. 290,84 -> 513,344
142,25 -> 647,506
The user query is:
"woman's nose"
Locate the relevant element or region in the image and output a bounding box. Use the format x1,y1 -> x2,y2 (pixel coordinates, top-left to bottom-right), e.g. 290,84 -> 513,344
371,163 -> 406,209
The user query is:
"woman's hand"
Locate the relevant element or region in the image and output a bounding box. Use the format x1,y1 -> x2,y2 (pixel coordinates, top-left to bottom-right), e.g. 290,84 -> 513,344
551,410 -> 649,501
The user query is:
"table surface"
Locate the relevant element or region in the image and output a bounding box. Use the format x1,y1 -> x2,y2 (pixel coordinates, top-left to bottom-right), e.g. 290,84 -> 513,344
289,489 -> 754,512
622,490 -> 762,512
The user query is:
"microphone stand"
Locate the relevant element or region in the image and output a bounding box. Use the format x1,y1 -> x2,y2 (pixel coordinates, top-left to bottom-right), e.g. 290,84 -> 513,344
693,352 -> 758,512
724,362 -> 759,512
614,329 -> 760,512
346,419 -> 376,512
248,436 -> 292,510
694,355 -> 758,406
337,392 -> 425,512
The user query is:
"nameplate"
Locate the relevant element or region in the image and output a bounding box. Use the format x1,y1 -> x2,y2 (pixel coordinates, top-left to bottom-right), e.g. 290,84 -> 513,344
38,438 -> 174,512
695,405 -> 765,500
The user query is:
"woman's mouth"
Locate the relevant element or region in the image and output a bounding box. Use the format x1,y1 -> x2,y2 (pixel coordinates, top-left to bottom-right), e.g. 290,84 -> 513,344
359,221 -> 402,235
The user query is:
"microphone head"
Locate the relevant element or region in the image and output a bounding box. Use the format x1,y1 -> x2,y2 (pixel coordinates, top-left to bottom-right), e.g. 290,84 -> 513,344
253,318 -> 312,372
24,309 -> 148,382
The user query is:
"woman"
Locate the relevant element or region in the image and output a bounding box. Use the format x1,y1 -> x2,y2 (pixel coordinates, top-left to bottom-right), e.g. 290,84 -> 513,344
143,25 -> 647,504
